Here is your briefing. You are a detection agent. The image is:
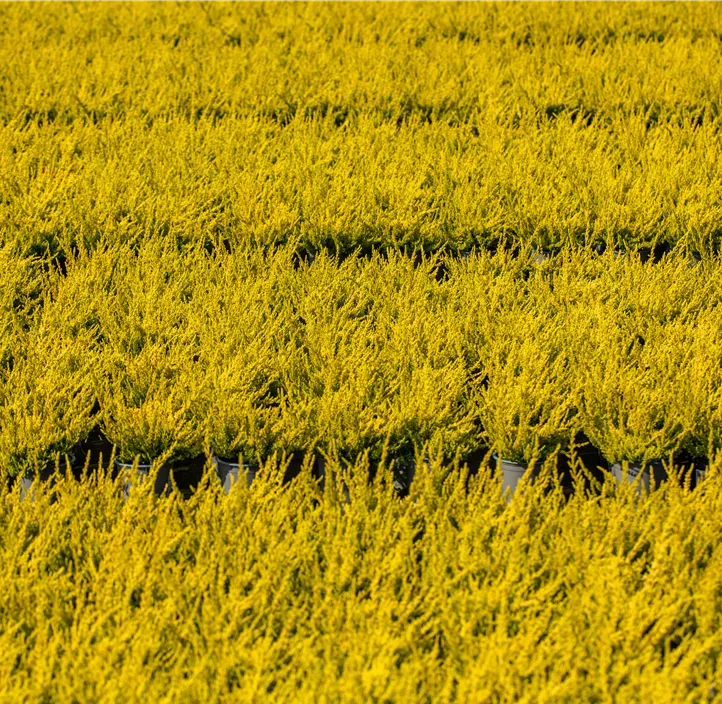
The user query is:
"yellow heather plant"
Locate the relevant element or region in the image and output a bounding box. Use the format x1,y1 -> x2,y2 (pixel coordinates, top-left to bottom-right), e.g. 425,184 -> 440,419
310,335 -> 392,463
99,359 -> 204,466
0,455 -> 721,700
95,242 -> 207,464
0,324 -> 96,478
445,247 -> 534,379
577,315 -> 695,466
679,307 -> 722,460
377,256 -> 480,461
0,246 -> 42,368
386,359 -> 478,463
1,2 -> 720,125
472,285 -> 576,465
291,253 -> 390,461
0,258 -> 102,478
193,248 -> 300,463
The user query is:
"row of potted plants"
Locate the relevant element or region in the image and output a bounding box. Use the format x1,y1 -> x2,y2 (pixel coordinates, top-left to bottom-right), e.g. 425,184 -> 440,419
2,244 -> 722,496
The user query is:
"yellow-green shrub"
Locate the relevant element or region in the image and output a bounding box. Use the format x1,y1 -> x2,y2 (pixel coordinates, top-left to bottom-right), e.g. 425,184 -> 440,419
369,253 -> 480,460
567,254 -> 721,464
0,455 -> 721,700
96,242 -> 207,463
0,245 -> 42,367
290,253 -> 388,461
679,306 -> 722,460
0,309 -> 95,478
473,309 -> 576,464
577,320 -> 692,465
194,248 -> 301,462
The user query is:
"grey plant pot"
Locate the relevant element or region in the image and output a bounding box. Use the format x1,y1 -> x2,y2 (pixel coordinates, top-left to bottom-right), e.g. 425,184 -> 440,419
18,452 -> 76,502
114,458 -> 171,498
17,476 -> 34,501
78,430 -> 115,472
499,458 -> 529,494
610,460 -> 667,493
692,457 -> 710,488
491,453 -> 542,496
213,457 -> 259,493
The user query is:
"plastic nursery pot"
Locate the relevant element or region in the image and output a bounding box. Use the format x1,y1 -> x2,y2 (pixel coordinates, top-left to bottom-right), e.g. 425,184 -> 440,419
491,453 -> 543,496
213,457 -> 259,493
281,454 -> 305,484
77,429 -> 115,472
610,460 -> 667,494
114,457 -> 171,499
530,249 -> 555,264
18,451 -> 76,502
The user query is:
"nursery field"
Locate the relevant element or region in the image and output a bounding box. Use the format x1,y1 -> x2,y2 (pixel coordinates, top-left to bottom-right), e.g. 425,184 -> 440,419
2,1 -> 722,701
2,458 -> 722,702
1,2 -> 722,257
3,243 -> 722,701
3,244 -> 722,477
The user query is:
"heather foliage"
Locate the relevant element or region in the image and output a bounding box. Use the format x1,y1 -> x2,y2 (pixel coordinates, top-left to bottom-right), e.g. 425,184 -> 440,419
1,3 -> 722,256
2,3 -> 722,699
1,457 -> 722,701
1,245 -> 720,476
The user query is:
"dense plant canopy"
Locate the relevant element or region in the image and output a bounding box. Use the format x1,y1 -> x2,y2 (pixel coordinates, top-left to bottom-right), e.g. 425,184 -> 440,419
2,2 -> 722,700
